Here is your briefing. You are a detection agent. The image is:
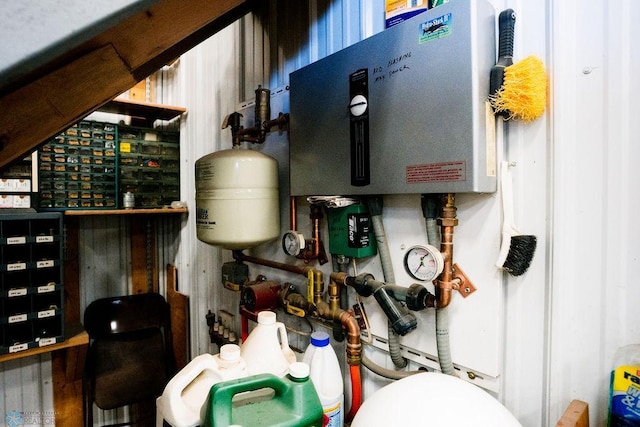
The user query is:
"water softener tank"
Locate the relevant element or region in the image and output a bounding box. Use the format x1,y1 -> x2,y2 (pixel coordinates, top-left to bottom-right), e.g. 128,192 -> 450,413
195,148 -> 279,250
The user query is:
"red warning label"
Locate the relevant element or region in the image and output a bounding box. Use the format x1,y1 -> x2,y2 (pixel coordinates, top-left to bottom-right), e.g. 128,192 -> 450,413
406,161 -> 466,183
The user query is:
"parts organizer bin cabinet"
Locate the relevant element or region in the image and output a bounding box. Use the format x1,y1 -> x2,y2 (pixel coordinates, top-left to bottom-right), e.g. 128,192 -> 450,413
118,125 -> 180,208
38,120 -> 118,210
0,212 -> 64,355
38,120 -> 180,210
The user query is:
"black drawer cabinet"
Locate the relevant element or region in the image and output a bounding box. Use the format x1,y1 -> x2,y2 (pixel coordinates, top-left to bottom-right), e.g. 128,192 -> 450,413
0,212 -> 64,354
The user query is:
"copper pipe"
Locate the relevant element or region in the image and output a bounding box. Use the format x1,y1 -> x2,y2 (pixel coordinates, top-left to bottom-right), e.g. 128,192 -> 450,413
315,283 -> 362,366
232,251 -> 314,277
297,204 -> 323,262
435,193 -> 459,308
290,196 -> 297,231
330,271 -> 349,286
313,270 -> 324,303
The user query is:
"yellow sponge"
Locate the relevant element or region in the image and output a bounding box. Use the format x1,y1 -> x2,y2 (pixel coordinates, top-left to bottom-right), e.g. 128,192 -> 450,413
490,55 -> 547,123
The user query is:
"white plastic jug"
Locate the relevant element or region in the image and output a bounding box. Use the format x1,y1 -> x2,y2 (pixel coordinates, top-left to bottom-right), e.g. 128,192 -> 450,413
303,331 -> 344,427
156,344 -> 248,427
240,311 -> 297,377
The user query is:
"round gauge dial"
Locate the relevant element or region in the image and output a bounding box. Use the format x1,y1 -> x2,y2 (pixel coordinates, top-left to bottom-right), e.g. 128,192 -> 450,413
282,230 -> 306,256
403,244 -> 444,282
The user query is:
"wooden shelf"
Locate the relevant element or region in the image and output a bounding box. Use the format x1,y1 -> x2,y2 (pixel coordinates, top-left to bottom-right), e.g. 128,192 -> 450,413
64,207 -> 188,216
0,323 -> 88,364
97,97 -> 186,122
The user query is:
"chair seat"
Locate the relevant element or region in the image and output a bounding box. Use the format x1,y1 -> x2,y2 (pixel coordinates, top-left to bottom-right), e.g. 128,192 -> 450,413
93,329 -> 169,410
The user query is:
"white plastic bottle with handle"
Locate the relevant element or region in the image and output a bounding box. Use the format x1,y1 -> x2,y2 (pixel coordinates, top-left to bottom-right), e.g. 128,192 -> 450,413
240,310 -> 296,377
303,331 -> 344,427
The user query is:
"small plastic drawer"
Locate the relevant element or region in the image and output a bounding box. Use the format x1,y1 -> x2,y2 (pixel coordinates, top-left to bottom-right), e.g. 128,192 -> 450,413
3,322 -> 33,349
2,270 -> 30,293
120,141 -> 140,154
160,142 -> 180,157
120,154 -> 140,167
163,159 -> 180,170
140,142 -> 160,155
32,217 -> 61,238
31,269 -> 60,290
4,295 -> 32,322
33,316 -> 63,343
33,292 -> 62,315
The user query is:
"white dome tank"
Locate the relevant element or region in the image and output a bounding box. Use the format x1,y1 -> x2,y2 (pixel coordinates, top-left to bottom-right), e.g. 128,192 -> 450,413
195,148 -> 280,250
351,372 -> 522,427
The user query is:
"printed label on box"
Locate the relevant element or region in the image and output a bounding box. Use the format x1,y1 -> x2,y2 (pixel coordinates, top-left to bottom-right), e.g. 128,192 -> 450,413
36,235 -> 54,243
37,260 -> 55,268
38,309 -> 56,319
38,337 -> 57,347
8,314 -> 28,323
0,195 -> 14,207
13,195 -> 31,208
9,343 -> 29,353
8,288 -> 28,297
37,283 -> 56,293
7,236 -> 26,245
0,179 -> 12,191
7,262 -> 27,271
15,179 -> 31,192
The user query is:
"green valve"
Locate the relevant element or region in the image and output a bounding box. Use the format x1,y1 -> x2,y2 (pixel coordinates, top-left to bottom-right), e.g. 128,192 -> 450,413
327,204 -> 377,259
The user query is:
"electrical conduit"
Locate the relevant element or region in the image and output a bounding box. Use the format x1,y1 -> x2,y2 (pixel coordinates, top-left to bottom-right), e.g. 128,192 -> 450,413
367,196 -> 407,369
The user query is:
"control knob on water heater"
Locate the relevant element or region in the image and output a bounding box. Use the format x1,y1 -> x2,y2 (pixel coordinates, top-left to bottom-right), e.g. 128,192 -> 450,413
349,94 -> 368,117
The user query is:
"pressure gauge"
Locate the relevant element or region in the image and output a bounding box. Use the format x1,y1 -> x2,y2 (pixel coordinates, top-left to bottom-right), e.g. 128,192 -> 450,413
282,231 -> 306,257
403,244 -> 444,282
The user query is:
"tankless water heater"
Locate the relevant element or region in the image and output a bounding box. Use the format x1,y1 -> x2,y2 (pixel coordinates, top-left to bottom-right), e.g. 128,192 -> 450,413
289,0 -> 496,196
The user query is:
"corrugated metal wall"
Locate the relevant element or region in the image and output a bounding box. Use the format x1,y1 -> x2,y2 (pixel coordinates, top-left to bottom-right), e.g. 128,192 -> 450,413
3,0 -> 639,426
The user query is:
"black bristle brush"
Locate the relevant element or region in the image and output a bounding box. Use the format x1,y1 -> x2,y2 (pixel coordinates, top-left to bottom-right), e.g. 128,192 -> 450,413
496,161 -> 536,276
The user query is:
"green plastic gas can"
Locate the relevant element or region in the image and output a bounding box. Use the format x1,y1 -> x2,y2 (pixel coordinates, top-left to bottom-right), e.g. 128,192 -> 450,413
204,362 -> 324,427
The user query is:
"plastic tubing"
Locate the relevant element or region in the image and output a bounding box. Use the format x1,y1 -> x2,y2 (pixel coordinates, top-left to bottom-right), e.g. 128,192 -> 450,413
346,364 -> 362,421
367,197 -> 407,369
361,354 -> 420,380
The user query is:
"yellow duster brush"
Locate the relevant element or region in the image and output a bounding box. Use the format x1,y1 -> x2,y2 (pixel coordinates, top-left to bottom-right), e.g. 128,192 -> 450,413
489,10 -> 547,123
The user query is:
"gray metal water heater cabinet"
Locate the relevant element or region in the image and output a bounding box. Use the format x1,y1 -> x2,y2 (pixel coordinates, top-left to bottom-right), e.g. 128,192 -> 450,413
289,0 -> 497,196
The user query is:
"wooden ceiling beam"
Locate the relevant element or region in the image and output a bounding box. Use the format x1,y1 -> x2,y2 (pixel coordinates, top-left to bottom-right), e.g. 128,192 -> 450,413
0,0 -> 251,169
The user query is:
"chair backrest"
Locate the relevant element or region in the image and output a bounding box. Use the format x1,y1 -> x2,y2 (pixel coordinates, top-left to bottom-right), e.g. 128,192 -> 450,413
84,292 -> 169,337
84,293 -> 176,411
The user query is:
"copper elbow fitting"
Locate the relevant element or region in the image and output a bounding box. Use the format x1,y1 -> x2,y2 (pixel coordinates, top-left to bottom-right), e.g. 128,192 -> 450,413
339,310 -> 362,366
